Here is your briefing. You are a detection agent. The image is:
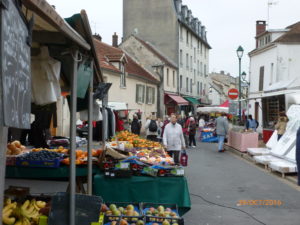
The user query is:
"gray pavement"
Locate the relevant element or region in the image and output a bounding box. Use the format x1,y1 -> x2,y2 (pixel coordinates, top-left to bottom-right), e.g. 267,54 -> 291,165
183,142 -> 300,225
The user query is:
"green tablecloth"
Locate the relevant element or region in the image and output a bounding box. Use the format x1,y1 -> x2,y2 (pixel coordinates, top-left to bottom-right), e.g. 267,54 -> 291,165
5,166 -> 96,179
93,173 -> 191,215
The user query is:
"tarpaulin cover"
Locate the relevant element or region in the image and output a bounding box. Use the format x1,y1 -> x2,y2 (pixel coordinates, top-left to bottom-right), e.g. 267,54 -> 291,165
93,173 -> 191,216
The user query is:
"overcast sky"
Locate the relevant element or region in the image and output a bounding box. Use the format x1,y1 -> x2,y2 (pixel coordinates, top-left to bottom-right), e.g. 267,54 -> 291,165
48,0 -> 300,79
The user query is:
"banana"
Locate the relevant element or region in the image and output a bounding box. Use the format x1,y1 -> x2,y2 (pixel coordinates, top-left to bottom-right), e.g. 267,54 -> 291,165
4,198 -> 12,206
21,200 -> 38,218
36,201 -> 46,209
14,219 -> 22,225
3,202 -> 17,214
2,209 -> 16,225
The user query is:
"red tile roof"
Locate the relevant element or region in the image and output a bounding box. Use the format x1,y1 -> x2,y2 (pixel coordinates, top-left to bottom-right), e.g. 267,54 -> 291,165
93,38 -> 122,73
134,36 -> 178,69
94,37 -> 159,83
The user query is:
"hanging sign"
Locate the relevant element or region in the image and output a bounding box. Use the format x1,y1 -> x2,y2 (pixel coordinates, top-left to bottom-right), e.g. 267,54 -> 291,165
0,0 -> 31,129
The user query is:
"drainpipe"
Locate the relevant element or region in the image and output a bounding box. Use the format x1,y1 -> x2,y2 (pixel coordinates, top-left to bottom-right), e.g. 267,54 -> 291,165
153,64 -> 164,118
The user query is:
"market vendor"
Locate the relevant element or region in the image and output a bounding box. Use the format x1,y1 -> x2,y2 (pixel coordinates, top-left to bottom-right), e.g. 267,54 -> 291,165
163,114 -> 186,164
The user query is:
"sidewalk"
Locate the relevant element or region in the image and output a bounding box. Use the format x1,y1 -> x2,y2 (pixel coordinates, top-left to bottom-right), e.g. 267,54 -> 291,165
184,141 -> 300,225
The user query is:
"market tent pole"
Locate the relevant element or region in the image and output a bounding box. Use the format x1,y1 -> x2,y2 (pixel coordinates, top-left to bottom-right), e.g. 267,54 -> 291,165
87,61 -> 94,195
69,49 -> 79,225
0,127 -> 8,223
102,94 -> 108,148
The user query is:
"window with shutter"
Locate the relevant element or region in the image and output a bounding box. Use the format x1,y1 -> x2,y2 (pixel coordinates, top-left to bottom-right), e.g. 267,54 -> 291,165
259,66 -> 264,91
142,85 -> 145,103
152,87 -> 155,104
136,84 -> 139,103
146,86 -> 149,104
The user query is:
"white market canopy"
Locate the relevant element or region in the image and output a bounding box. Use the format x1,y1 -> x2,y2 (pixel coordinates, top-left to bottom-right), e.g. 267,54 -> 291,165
197,106 -> 228,113
97,100 -> 128,111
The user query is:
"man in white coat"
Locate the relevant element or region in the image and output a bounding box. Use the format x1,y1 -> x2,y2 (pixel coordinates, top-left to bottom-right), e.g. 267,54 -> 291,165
163,114 -> 186,164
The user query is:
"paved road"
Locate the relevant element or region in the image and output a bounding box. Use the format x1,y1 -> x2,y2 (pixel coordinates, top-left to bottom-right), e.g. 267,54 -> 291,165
183,142 -> 300,225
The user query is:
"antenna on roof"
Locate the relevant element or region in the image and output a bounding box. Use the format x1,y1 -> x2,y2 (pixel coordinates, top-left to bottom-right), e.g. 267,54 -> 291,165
267,0 -> 278,28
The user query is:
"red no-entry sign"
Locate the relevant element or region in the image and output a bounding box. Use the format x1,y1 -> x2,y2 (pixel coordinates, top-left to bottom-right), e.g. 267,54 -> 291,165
228,88 -> 239,100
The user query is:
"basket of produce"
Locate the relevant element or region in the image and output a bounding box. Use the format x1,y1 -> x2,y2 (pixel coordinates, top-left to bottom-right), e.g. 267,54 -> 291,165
16,150 -> 63,168
145,217 -> 184,225
142,204 -> 179,218
101,203 -> 142,219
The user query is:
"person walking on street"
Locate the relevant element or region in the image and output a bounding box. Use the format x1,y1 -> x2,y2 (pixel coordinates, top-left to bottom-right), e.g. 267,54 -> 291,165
161,116 -> 170,139
188,117 -> 197,147
198,116 -> 205,141
246,115 -> 258,132
131,114 -> 141,135
145,115 -> 159,142
156,118 -> 164,143
163,114 -> 186,164
177,115 -> 185,127
275,112 -> 288,140
215,112 -> 229,152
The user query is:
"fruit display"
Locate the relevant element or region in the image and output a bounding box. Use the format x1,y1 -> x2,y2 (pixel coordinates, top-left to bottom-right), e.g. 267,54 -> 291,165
61,149 -> 102,165
112,131 -> 162,148
18,151 -> 62,161
16,150 -> 63,168
144,205 -> 178,218
135,149 -> 174,165
6,141 -> 27,156
2,198 -> 47,225
31,146 -> 69,154
102,203 -> 141,217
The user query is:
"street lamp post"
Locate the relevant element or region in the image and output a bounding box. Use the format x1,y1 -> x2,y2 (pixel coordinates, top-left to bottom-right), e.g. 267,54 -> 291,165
236,46 -> 244,122
241,71 -> 250,117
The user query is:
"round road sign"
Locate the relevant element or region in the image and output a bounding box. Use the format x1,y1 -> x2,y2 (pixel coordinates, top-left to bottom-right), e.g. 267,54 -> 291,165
228,88 -> 239,100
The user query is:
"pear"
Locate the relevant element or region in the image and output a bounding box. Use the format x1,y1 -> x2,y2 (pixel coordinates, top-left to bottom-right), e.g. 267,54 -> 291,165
172,223 -> 179,225
109,204 -> 117,211
162,220 -> 170,225
136,220 -> 144,225
157,205 -> 165,212
119,207 -> 125,214
133,211 -> 139,216
126,204 -> 135,211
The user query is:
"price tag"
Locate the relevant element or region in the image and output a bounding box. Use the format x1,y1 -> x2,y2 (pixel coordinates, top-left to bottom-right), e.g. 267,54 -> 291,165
110,173 -> 115,177
120,162 -> 130,169
105,172 -> 109,176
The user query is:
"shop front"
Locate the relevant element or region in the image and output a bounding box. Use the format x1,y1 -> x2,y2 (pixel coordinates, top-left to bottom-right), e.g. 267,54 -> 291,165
164,93 -> 189,116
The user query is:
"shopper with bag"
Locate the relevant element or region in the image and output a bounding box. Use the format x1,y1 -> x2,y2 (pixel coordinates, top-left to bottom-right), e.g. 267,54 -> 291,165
145,115 -> 159,142
163,114 -> 186,164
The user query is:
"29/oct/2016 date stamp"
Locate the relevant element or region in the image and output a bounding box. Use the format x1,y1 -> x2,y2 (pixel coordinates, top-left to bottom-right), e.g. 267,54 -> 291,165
237,200 -> 283,206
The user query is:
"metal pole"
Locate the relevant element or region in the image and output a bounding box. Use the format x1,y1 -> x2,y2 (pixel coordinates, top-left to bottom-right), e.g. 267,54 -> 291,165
69,49 -> 78,225
0,127 -> 8,224
102,94 -> 108,148
239,58 -> 242,122
87,62 -> 93,195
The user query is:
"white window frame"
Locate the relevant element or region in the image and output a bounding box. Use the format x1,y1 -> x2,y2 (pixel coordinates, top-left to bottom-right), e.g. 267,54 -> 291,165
136,84 -> 145,104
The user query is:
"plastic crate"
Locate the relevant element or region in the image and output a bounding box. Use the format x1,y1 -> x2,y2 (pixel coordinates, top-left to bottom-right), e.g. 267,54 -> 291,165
48,192 -> 103,225
145,216 -> 184,225
105,202 -> 142,216
103,215 -> 120,225
16,158 -> 61,168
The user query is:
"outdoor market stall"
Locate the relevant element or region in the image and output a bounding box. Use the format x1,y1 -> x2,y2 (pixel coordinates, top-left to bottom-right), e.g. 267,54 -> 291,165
0,0 -> 105,224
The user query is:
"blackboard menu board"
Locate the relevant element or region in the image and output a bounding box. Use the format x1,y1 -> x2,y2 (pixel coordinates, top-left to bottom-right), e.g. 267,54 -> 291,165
0,0 -> 31,129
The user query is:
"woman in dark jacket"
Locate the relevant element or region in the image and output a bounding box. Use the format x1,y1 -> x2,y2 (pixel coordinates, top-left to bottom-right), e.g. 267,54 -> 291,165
131,115 -> 141,135
188,117 -> 197,147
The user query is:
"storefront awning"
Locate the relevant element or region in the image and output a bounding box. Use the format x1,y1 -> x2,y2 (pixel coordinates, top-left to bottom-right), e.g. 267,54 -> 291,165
166,94 -> 189,105
184,97 -> 200,105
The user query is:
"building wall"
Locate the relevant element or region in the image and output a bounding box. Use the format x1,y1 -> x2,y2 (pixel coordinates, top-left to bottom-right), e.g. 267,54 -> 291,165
163,66 -> 177,93
179,24 -> 210,99
209,89 -> 222,105
103,70 -> 157,129
123,0 -> 179,64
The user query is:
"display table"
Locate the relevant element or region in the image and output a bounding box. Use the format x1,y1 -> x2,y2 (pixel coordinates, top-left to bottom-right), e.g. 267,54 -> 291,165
5,166 -> 97,179
227,130 -> 259,152
93,173 -> 191,216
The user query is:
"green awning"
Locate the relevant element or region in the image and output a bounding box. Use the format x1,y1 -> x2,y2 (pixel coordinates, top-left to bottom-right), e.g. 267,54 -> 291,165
184,97 -> 200,105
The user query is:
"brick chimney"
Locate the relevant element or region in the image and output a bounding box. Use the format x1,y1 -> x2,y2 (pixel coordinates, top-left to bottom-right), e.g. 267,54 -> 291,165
112,32 -> 118,47
93,34 -> 102,41
256,21 -> 266,48
256,21 -> 266,36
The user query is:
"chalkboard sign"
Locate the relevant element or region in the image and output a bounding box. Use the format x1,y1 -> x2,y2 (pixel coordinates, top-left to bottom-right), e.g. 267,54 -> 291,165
0,0 -> 31,129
